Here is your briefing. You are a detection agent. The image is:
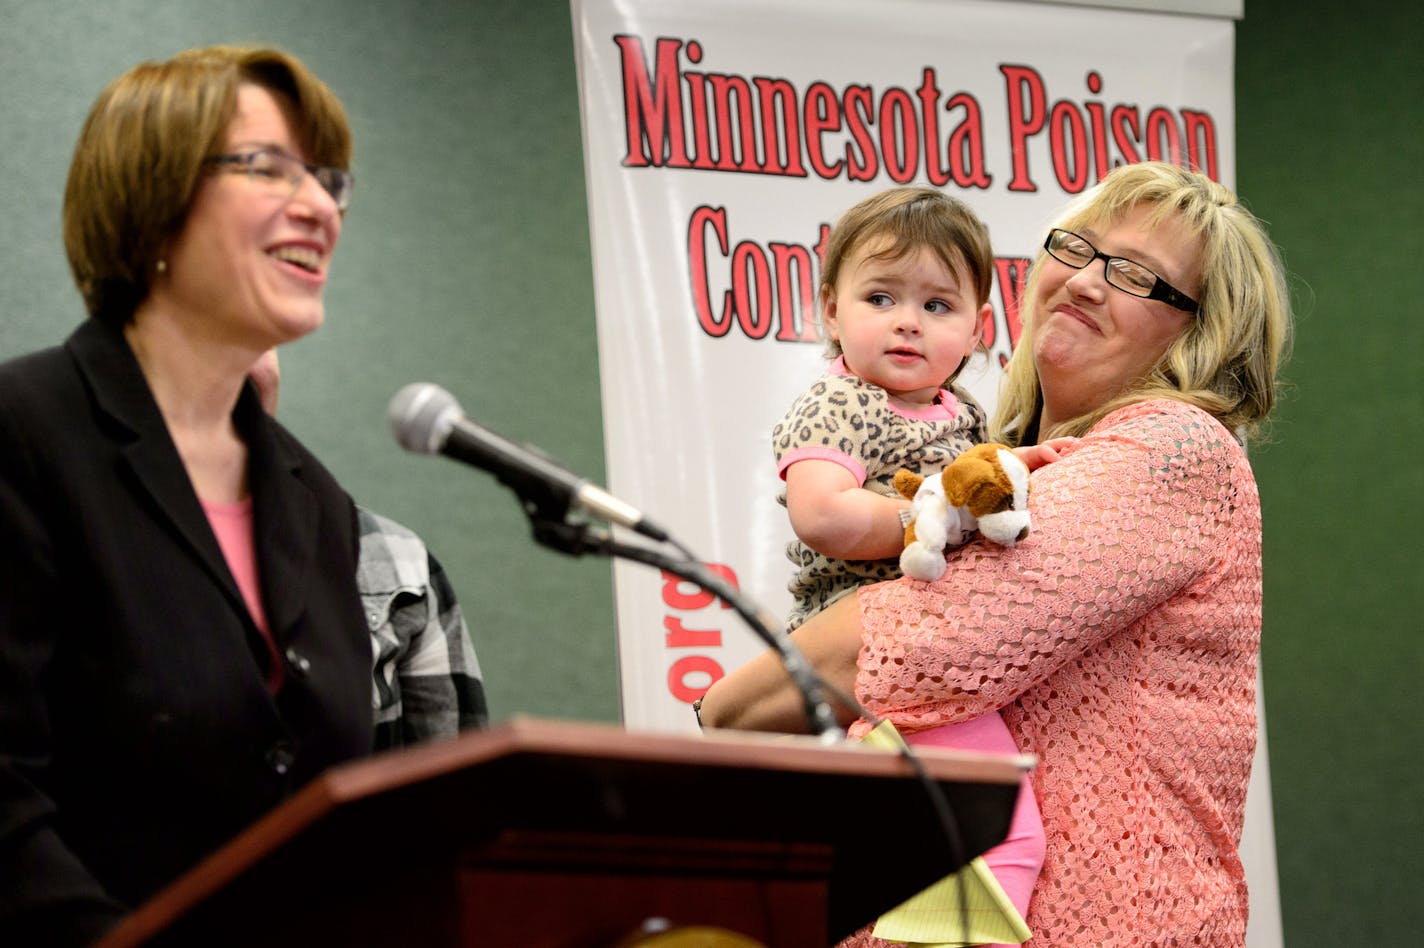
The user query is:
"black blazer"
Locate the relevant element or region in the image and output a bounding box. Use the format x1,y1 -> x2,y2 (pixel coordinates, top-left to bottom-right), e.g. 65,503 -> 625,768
0,319 -> 373,946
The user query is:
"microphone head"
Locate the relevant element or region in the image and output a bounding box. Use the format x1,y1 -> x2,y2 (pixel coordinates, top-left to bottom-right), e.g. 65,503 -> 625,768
389,382 -> 462,455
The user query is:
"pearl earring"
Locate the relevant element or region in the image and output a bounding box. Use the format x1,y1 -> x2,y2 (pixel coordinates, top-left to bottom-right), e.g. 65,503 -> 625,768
156,259 -> 168,273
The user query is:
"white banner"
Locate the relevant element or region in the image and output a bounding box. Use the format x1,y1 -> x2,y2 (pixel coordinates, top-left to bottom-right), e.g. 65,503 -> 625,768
571,4 -> 1281,945
572,0 -> 1234,731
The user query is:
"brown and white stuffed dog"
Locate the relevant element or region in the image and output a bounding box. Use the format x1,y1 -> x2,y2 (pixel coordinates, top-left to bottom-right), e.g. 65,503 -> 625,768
892,443 -> 1031,581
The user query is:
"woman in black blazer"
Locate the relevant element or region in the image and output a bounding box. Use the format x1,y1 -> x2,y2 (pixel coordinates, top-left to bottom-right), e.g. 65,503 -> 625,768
0,47 -> 373,946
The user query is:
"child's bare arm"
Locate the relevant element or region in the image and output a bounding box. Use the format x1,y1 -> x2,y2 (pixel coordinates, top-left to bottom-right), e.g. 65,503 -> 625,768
784,459 -> 910,561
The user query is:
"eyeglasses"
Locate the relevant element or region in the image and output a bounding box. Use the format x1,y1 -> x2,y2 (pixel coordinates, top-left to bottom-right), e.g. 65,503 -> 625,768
1043,228 -> 1199,314
204,148 -> 353,212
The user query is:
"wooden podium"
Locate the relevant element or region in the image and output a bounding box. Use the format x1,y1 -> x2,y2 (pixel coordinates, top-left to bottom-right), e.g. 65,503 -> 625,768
96,717 -> 1028,947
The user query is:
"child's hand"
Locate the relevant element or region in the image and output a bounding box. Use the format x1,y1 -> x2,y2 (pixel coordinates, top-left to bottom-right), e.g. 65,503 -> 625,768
1012,437 -> 1078,471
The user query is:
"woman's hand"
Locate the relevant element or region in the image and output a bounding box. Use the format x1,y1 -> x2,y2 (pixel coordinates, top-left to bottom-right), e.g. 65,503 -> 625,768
698,589 -> 867,734
1011,437 -> 1079,472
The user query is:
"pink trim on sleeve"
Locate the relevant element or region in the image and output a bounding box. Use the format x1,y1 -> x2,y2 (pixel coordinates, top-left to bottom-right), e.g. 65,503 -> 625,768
776,446 -> 866,484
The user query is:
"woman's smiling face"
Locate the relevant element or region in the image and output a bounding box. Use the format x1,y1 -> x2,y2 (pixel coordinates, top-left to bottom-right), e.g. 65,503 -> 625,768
154,83 -> 344,351
1032,202 -> 1202,430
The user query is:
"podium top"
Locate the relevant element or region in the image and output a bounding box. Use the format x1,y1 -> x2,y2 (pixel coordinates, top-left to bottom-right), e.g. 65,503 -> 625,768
99,717 -> 1029,947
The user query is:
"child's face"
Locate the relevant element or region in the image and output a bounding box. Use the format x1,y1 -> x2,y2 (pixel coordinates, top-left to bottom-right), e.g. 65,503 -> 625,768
822,238 -> 990,410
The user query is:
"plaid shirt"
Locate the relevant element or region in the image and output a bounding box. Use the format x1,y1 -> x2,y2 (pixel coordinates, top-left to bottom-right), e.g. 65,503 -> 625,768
357,507 -> 488,749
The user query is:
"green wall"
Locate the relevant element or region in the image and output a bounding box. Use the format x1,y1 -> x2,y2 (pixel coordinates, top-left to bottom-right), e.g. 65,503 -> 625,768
0,1 -> 1418,943
1236,0 -> 1424,940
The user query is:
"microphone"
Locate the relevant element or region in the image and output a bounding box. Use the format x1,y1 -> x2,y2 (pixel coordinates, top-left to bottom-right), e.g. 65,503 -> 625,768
389,382 -> 668,542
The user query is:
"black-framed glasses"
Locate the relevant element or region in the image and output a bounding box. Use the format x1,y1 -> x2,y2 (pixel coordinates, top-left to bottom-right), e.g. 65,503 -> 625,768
1043,228 -> 1199,314
204,148 -> 353,212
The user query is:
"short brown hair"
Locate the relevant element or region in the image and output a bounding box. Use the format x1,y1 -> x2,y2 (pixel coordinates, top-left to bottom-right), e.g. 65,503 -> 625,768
63,45 -> 352,325
820,186 -> 994,310
818,187 -> 994,383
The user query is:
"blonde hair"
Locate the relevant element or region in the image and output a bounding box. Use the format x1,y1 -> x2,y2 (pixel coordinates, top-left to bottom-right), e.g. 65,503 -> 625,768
63,45 -> 352,325
819,187 -> 993,385
993,162 -> 1293,446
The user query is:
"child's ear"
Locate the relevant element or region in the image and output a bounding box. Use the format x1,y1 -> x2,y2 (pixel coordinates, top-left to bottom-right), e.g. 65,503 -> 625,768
969,301 -> 993,354
820,286 -> 840,341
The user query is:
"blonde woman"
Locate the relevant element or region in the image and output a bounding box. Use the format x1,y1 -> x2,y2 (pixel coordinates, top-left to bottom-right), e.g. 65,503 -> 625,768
702,161 -> 1293,947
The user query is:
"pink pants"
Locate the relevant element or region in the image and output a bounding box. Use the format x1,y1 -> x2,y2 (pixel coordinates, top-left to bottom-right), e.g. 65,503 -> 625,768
905,714 -> 1045,943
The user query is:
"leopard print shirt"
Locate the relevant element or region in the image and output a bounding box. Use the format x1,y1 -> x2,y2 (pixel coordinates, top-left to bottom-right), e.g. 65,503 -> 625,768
772,368 -> 987,629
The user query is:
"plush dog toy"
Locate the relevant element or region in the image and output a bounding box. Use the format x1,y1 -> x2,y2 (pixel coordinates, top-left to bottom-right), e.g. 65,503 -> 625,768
892,443 -> 1031,581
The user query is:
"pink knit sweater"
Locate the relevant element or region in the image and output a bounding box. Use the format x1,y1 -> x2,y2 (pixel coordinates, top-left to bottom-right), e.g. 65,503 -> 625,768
853,399 -> 1260,947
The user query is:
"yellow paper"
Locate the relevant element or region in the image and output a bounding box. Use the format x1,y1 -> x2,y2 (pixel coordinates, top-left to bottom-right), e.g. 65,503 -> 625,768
860,720 -> 1032,946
